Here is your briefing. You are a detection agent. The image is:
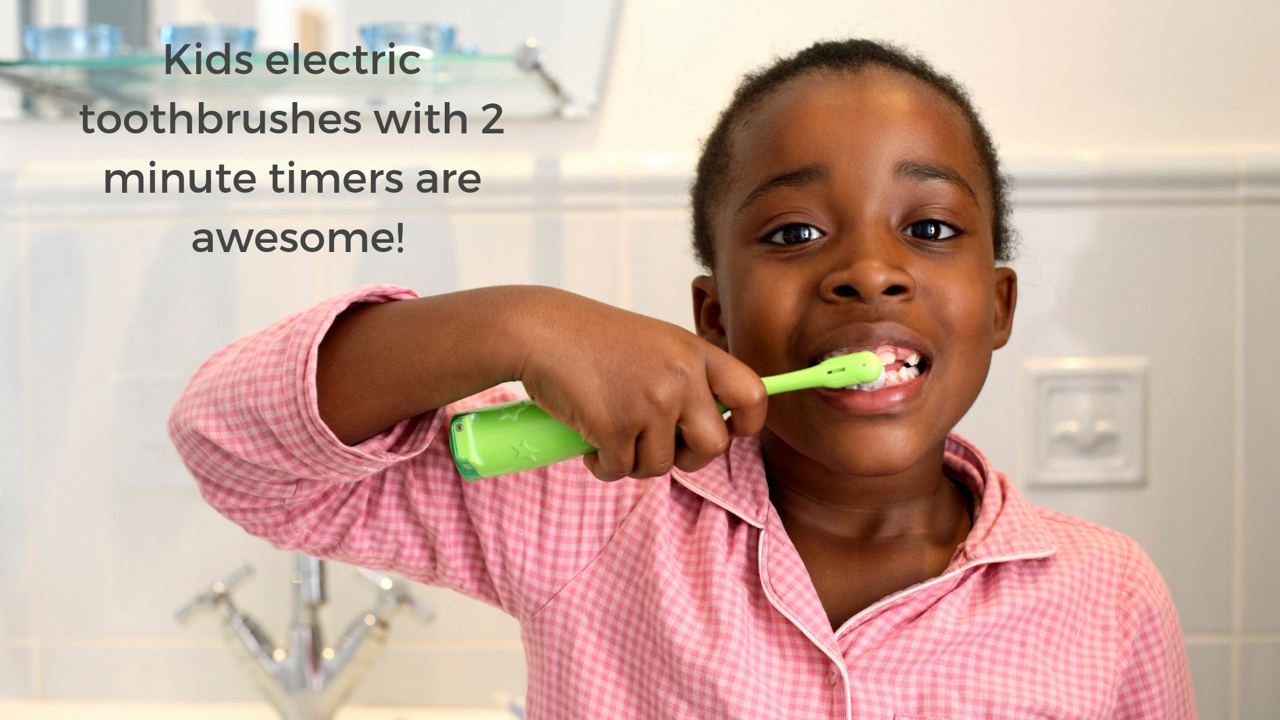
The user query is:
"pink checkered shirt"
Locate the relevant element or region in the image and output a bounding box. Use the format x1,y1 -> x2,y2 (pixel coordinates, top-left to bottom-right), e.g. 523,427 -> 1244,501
169,285 -> 1196,719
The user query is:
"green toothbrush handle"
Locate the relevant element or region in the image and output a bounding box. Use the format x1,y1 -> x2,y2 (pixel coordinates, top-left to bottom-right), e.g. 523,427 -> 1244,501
449,397 -> 735,481
449,399 -> 596,481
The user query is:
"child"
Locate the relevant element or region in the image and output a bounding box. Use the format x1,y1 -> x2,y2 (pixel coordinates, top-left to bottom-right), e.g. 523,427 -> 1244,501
170,39 -> 1195,718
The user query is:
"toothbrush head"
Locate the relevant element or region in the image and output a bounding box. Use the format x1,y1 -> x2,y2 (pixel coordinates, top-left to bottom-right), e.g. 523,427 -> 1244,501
813,350 -> 883,388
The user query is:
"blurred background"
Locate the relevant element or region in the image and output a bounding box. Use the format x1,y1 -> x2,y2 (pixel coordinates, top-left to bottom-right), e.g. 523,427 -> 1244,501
0,0 -> 1278,718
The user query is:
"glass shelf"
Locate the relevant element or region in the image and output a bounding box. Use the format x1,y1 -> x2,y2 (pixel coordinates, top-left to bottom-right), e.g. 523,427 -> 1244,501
0,52 -> 569,119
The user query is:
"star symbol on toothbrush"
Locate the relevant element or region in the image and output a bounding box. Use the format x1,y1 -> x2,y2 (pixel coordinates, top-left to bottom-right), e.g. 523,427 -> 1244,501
511,440 -> 540,461
499,400 -> 533,421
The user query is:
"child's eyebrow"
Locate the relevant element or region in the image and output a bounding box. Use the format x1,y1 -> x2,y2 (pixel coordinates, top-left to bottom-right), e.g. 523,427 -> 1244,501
895,160 -> 981,208
734,164 -> 827,217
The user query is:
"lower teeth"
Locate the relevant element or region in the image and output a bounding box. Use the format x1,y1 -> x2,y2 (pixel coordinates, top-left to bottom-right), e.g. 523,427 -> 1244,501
844,363 -> 922,391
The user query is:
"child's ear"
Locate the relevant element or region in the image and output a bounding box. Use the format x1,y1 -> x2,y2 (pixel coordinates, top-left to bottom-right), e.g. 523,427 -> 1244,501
692,275 -> 729,350
992,267 -> 1017,350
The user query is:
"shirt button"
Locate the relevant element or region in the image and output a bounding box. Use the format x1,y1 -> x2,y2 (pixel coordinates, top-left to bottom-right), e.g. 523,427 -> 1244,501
827,664 -> 840,685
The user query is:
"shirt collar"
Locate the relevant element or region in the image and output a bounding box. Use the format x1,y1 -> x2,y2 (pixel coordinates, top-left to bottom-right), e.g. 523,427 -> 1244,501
670,432 -> 1057,563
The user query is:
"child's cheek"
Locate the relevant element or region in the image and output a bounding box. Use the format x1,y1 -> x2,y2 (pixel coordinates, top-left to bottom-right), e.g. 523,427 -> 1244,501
724,265 -> 805,373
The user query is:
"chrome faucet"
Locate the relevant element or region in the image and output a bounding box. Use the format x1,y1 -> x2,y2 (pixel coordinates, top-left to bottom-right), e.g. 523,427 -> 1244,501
177,553 -> 434,720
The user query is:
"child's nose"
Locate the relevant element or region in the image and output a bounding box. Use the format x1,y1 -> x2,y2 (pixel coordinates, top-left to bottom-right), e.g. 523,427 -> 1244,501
818,247 -> 916,304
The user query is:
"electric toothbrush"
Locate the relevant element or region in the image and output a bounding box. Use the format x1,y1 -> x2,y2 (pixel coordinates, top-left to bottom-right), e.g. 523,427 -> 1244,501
448,350 -> 884,481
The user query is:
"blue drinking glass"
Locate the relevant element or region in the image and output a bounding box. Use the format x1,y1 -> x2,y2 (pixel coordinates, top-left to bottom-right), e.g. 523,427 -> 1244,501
23,25 -> 124,60
360,23 -> 456,54
159,25 -> 257,56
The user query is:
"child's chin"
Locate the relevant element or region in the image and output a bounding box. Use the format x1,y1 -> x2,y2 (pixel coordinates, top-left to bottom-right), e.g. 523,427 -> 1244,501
817,439 -> 932,478
771,420 -> 938,479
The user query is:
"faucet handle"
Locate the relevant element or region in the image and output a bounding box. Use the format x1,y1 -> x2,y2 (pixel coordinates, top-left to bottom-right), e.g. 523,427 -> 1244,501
175,564 -> 254,624
355,567 -> 436,624
402,595 -> 438,625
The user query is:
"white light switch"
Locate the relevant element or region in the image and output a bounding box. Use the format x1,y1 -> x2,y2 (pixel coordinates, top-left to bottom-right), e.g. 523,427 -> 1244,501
1020,357 -> 1148,487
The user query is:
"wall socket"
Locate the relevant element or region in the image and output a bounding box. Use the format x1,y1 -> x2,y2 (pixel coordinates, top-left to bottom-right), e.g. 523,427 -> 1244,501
1019,357 -> 1148,487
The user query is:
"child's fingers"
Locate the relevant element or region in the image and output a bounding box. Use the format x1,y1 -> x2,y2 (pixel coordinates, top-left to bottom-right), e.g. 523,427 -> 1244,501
631,426 -> 676,478
673,443 -> 721,474
674,392 -> 732,472
704,350 -> 768,437
585,426 -> 673,480
582,451 -> 627,482
567,399 -> 641,482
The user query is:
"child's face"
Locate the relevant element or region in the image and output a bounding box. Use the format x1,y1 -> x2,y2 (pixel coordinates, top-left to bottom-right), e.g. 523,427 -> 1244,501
693,68 -> 1016,478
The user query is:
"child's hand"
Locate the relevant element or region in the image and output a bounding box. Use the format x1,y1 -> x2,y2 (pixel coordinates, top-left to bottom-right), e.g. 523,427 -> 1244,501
515,289 -> 767,481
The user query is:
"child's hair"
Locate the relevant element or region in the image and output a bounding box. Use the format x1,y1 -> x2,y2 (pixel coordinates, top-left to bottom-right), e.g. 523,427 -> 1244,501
691,38 -> 1015,270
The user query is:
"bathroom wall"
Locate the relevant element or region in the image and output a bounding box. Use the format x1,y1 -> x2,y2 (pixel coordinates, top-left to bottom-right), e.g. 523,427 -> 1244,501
592,0 -> 1280,158
1,141 -> 1277,718
1,0 -> 1279,718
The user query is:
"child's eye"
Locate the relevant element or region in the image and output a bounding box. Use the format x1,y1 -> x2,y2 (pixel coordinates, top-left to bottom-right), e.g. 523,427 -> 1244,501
765,223 -> 826,246
903,219 -> 960,241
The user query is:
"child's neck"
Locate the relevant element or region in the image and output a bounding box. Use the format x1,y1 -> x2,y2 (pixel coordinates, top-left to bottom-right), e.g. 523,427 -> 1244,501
762,432 -> 974,628
762,434 -> 971,538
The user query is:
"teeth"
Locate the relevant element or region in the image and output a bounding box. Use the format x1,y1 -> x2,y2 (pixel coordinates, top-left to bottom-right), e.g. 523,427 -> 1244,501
842,355 -> 924,391
824,345 -> 928,391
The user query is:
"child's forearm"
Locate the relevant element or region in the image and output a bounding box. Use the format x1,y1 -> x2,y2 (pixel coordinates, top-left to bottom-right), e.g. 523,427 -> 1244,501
316,285 -> 549,445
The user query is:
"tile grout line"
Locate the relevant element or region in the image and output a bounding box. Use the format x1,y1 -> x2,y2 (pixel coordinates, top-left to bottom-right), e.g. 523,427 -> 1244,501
1185,632 -> 1280,645
311,228 -> 323,303
17,165 -> 41,697
616,168 -> 629,310
1228,151 -> 1246,720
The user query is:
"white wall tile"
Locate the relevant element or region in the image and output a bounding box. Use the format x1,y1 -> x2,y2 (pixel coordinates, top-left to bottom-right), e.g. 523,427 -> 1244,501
1186,643 -> 1230,720
1240,641 -> 1280,719
531,213 -> 566,289
229,225 -> 327,336
39,645 -> 259,701
1242,208 -> 1280,633
323,217 -> 459,299
39,500 -> 299,640
624,211 -> 700,331
0,172 -> 19,221
960,207 -> 1237,633
114,373 -> 197,492
0,646 -> 33,696
0,224 -> 29,643
450,214 -> 533,291
118,226 -> 238,367
563,212 -> 621,307
348,646 -> 527,707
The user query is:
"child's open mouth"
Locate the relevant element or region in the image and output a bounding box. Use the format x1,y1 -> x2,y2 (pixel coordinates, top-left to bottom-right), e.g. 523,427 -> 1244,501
819,345 -> 930,391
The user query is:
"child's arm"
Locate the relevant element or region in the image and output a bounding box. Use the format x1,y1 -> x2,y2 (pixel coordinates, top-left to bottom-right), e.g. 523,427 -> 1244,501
168,284 -> 766,617
1113,540 -> 1198,719
315,284 -> 767,479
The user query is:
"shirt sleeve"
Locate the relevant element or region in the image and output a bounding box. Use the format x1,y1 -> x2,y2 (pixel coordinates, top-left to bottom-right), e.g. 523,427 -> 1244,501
1113,539 -> 1198,719
167,284 -> 648,621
